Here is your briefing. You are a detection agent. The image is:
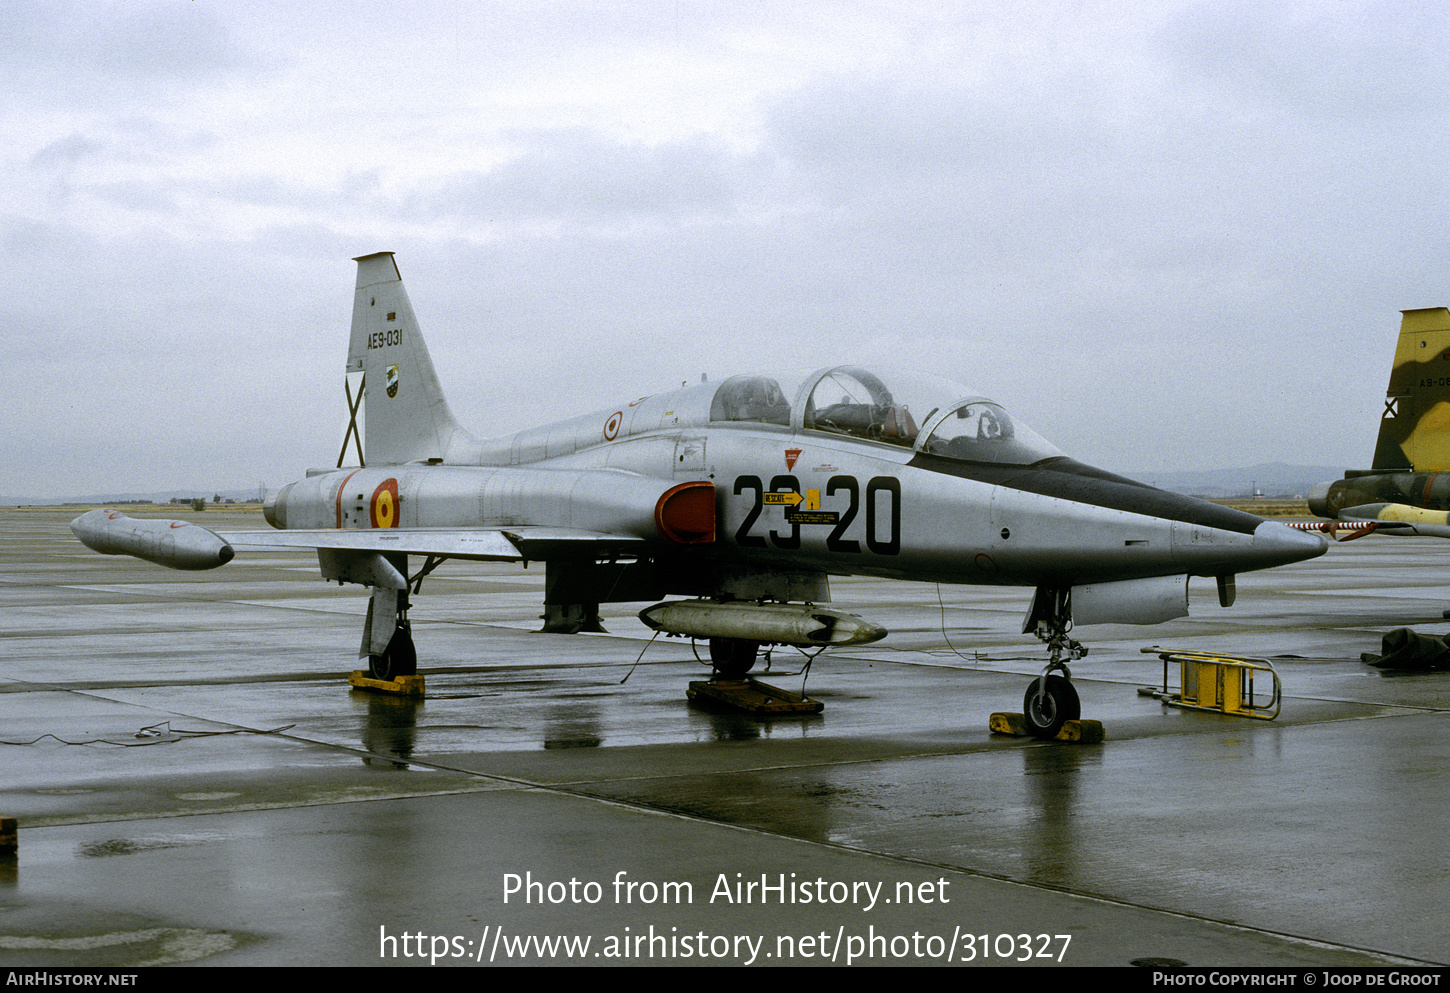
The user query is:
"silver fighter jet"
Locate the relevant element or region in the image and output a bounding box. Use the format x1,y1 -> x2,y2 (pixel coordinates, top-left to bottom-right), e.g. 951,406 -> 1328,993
72,253 -> 1326,737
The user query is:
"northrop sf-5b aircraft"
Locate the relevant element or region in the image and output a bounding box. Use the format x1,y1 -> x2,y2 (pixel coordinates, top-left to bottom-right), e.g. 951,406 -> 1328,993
73,253 -> 1326,737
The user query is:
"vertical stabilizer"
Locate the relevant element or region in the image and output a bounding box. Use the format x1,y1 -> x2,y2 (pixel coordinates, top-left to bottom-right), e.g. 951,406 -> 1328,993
1371,307 -> 1450,472
348,253 -> 463,465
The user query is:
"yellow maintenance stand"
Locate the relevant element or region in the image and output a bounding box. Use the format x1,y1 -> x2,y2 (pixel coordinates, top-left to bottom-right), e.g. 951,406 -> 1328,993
1138,648 -> 1281,720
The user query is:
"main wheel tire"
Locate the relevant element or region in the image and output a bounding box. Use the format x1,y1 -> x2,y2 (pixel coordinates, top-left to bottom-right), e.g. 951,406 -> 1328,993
708,638 -> 759,679
369,625 -> 417,681
1023,675 -> 1080,739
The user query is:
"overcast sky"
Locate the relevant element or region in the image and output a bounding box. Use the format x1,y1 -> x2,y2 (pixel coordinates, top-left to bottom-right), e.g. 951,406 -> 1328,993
6,1 -> 1447,500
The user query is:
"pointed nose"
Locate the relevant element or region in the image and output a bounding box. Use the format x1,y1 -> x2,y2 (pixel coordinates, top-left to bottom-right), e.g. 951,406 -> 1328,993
1170,515 -> 1328,575
1250,519 -> 1328,568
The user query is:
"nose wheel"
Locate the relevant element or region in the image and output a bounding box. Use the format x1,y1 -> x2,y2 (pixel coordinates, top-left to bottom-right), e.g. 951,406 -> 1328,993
1023,674 -> 1080,738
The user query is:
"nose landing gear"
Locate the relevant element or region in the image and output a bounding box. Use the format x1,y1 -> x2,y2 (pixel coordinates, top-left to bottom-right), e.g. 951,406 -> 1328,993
1022,586 -> 1087,740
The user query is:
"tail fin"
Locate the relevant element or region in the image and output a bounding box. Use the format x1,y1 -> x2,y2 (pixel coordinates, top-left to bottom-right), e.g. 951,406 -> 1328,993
1371,307 -> 1450,472
348,253 -> 464,465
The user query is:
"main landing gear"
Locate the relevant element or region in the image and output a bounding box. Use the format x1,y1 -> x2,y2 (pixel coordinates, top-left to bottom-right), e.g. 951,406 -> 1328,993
369,618 -> 417,681
1022,587 -> 1086,739
362,586 -> 417,681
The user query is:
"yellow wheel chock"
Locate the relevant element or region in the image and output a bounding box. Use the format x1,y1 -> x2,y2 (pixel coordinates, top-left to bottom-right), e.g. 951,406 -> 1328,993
349,671 -> 426,696
1138,648 -> 1280,720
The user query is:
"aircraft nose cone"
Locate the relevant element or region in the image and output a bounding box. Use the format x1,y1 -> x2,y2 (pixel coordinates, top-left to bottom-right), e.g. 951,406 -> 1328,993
1250,519 -> 1328,567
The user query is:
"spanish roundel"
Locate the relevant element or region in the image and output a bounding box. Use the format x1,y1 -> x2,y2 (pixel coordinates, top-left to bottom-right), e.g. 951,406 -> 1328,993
370,478 -> 400,528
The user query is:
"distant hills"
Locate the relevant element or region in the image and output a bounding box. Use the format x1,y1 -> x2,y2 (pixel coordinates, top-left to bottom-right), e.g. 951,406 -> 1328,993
1118,462 -> 1344,499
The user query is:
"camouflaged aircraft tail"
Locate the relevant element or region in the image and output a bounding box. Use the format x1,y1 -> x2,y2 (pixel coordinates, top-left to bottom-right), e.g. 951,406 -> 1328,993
1370,307 -> 1450,472
346,253 -> 466,466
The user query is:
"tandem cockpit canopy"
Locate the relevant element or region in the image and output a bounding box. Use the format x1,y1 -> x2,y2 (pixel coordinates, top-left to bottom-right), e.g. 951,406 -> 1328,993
707,366 -> 1065,467
802,366 -> 919,445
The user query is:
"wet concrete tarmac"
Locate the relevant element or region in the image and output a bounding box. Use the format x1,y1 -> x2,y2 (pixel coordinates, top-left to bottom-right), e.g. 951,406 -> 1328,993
1,508 -> 1446,967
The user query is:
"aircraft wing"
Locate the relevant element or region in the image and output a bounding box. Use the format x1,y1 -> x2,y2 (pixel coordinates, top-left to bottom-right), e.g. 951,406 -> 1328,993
218,526 -> 646,561
70,509 -> 645,571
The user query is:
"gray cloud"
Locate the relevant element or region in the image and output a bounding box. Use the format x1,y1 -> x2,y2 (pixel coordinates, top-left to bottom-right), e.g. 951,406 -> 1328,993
421,132 -> 755,226
4,0 -> 269,106
4,2 -> 1447,499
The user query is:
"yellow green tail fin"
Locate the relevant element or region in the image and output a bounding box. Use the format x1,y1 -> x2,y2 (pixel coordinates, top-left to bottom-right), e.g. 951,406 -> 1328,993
1371,307 -> 1450,472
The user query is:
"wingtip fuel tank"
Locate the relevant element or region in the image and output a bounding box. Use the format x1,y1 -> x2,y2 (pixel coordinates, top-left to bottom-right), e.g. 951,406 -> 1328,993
70,509 -> 235,571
